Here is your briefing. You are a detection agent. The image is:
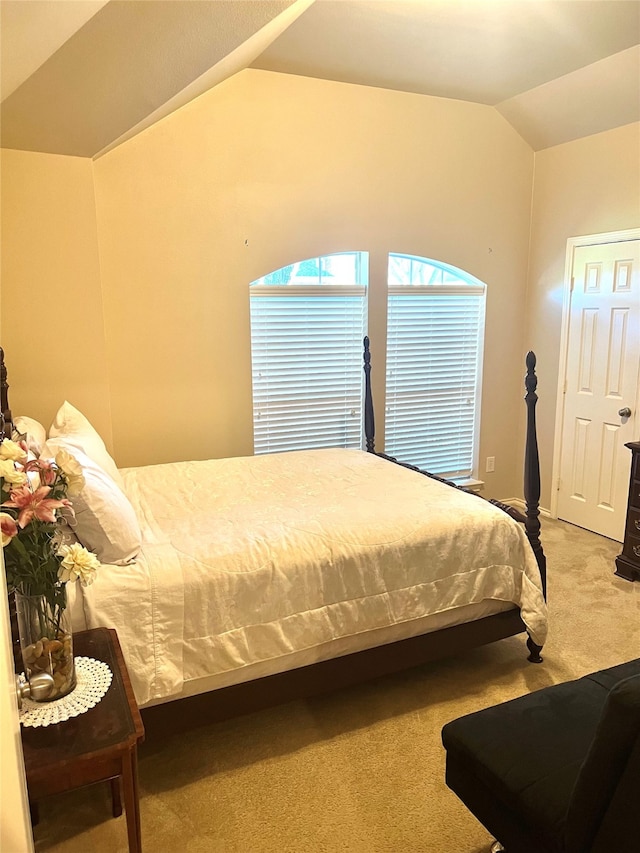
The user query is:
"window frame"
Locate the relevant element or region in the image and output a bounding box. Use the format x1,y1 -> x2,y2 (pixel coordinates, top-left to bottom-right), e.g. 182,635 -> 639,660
249,252 -> 369,455
384,254 -> 486,483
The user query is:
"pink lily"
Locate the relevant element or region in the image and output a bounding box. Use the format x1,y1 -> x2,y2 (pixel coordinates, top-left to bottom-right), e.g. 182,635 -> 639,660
2,485 -> 70,528
24,458 -> 57,486
0,512 -> 18,546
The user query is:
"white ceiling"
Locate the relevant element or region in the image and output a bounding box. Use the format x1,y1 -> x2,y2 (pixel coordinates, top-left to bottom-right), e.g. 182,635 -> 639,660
1,0 -> 638,157
0,0 -> 109,101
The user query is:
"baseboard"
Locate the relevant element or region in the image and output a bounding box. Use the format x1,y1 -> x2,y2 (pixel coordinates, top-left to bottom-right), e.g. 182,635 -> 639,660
500,498 -> 551,518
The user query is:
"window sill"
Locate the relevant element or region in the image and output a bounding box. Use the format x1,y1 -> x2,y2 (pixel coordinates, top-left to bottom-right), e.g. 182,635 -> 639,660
450,477 -> 484,493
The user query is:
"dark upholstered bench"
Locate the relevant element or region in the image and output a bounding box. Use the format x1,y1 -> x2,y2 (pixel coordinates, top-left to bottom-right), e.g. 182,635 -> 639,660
442,659 -> 640,853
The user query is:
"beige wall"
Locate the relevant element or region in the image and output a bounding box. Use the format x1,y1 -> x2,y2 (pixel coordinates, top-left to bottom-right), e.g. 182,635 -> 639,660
4,75 -> 634,510
0,149 -> 112,447
0,70 -> 543,500
527,122 -> 640,510
92,69 -> 534,499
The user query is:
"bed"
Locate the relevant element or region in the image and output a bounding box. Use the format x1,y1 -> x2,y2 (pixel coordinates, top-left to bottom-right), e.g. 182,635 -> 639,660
1,342 -> 547,720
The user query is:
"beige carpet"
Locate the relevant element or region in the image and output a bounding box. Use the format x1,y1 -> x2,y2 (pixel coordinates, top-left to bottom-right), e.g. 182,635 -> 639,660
31,518 -> 639,853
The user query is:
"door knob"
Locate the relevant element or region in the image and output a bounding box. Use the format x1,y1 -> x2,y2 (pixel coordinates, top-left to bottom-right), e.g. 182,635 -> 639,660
618,407 -> 632,418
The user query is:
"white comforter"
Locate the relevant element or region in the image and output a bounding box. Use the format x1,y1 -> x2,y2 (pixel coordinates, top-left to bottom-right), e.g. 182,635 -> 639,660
76,449 -> 547,706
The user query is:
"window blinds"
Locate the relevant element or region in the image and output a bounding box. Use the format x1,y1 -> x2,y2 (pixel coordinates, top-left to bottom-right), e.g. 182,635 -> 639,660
250,286 -> 366,454
385,285 -> 484,479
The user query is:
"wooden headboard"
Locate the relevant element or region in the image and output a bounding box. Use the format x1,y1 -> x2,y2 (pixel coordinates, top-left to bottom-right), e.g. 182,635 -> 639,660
0,347 -> 14,441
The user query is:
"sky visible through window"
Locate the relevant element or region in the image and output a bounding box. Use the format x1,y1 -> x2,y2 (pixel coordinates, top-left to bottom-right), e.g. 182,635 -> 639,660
253,252 -> 367,288
388,254 -> 478,287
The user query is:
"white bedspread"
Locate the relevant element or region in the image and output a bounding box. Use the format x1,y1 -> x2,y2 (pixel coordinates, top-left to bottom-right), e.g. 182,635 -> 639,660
76,449 -> 547,706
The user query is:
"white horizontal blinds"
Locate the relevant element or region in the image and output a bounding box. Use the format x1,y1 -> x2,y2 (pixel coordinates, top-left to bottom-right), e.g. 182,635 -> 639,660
385,255 -> 485,479
250,253 -> 367,455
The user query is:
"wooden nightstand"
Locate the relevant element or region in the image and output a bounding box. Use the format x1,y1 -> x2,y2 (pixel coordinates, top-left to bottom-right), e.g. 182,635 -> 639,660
21,627 -> 145,852
615,441 -> 640,583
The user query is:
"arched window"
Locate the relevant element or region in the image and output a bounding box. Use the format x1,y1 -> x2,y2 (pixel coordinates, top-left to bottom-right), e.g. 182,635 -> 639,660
385,254 -> 486,480
250,252 -> 368,454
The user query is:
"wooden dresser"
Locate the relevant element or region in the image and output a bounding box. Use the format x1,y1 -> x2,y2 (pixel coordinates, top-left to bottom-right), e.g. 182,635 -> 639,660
615,441 -> 640,582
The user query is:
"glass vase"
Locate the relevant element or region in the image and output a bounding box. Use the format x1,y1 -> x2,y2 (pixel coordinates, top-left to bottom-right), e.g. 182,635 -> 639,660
14,588 -> 76,701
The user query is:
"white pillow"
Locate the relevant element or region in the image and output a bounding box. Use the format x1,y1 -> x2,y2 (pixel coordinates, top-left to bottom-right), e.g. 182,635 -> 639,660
49,401 -> 123,488
13,416 -> 47,457
40,438 -> 141,566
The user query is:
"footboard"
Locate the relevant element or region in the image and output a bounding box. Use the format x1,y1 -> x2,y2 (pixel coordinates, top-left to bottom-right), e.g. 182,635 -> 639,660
362,336 -> 546,596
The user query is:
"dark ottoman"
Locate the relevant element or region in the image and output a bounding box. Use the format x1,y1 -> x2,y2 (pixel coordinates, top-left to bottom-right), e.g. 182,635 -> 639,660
441,659 -> 640,852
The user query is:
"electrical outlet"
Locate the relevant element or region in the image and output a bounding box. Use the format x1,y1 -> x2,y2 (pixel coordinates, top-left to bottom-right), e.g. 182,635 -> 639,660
486,456 -> 495,473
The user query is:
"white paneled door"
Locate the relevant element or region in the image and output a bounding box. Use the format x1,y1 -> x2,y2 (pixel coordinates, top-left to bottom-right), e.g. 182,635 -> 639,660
557,238 -> 640,542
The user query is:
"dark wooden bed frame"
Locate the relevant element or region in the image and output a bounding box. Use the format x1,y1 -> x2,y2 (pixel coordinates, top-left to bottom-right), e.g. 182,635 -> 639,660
0,343 -> 546,729
362,336 -> 547,595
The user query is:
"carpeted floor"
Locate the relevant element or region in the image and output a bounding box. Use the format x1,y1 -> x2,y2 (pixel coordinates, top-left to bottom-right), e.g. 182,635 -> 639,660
31,518 -> 638,853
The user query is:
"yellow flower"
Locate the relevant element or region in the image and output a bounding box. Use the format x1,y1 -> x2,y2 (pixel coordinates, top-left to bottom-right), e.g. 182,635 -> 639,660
57,542 -> 100,586
0,439 -> 27,463
55,449 -> 85,496
0,458 -> 27,486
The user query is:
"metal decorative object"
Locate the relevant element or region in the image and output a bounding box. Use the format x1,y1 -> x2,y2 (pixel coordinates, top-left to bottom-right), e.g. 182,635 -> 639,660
15,672 -> 54,709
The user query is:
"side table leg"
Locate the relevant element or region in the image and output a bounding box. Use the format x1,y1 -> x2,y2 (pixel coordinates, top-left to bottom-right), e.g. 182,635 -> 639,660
111,776 -> 123,818
122,748 -> 142,853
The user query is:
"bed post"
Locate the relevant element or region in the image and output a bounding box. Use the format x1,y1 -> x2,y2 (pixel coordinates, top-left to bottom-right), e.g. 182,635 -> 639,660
363,336 -> 376,453
523,351 -> 546,663
0,347 -> 13,441
523,352 -> 546,593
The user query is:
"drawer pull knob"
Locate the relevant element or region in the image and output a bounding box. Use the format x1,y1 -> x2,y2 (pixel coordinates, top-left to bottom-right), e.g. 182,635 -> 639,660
635,520 -> 640,531
634,545 -> 640,557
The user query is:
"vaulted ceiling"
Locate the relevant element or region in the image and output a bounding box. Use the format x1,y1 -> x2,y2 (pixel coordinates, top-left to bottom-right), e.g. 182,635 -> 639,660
1,0 -> 638,158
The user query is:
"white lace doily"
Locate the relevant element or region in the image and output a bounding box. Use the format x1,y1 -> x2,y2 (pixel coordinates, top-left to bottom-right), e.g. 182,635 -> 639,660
20,656 -> 113,728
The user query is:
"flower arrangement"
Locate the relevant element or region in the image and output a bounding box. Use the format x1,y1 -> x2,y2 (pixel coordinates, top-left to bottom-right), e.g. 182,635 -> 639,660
1,436 -> 100,698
